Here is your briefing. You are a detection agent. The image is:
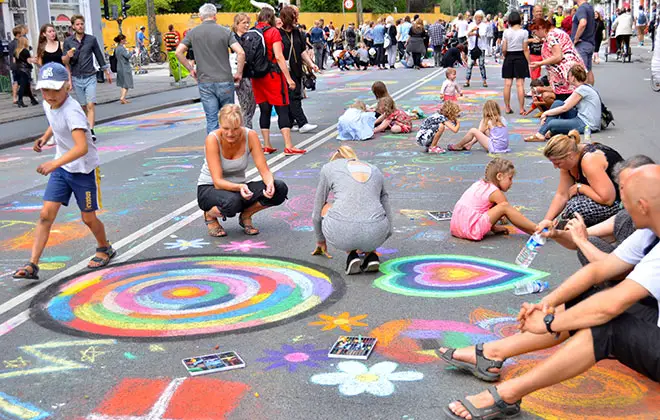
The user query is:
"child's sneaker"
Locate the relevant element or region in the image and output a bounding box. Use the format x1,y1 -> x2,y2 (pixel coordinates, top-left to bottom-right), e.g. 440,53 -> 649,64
429,146 -> 446,154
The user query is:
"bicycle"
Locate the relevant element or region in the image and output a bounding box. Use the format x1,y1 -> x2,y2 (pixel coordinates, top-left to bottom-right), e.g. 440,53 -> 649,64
149,35 -> 167,63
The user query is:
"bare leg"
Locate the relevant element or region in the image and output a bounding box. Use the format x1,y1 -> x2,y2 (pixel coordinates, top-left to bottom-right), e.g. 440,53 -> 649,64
487,202 -> 537,234
454,128 -> 489,151
503,78 -> 513,112
86,102 -> 96,130
390,124 -> 402,134
281,127 -> 293,150
261,128 -> 272,149
446,328 -> 596,419
206,206 -> 224,220
515,78 -> 526,113
429,125 -> 446,147
28,201 -> 61,266
239,202 -> 266,226
119,88 -> 128,102
12,82 -> 18,103
81,211 -> 112,266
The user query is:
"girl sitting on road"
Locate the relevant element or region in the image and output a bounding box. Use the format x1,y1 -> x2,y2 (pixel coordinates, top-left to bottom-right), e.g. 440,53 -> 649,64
374,96 -> 413,134
447,100 -> 510,153
416,100 -> 461,154
337,101 -> 377,141
369,80 -> 392,118
450,158 -> 538,241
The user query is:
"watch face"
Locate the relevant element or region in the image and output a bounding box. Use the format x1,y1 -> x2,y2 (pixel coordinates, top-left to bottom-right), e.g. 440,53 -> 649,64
543,314 -> 553,324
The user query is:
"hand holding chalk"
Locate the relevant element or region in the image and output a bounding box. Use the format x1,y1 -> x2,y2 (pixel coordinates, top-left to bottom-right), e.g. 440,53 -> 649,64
312,243 -> 332,259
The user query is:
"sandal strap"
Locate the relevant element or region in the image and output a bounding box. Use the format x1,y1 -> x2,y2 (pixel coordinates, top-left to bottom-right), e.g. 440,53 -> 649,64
436,347 -> 455,361
476,343 -> 504,370
487,386 -> 521,416
18,262 -> 39,275
96,246 -> 113,254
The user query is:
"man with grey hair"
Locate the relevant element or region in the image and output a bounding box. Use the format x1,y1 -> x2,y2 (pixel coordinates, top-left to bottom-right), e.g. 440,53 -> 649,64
176,3 -> 246,133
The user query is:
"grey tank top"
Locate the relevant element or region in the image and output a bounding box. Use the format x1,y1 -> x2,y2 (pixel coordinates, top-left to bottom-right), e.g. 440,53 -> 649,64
198,128 -> 250,185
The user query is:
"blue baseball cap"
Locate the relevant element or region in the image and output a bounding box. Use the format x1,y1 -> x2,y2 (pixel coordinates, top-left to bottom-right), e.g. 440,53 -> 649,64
36,62 -> 69,90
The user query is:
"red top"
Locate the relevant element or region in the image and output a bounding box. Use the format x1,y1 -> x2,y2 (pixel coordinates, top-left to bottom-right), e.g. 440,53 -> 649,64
257,22 -> 282,63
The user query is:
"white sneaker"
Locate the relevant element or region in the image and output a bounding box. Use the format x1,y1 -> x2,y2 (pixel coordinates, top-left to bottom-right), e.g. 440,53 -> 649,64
299,123 -> 318,134
46,138 -> 56,146
291,125 -> 299,132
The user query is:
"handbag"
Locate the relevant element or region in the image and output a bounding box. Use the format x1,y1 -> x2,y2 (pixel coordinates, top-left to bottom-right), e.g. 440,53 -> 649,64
470,26 -> 482,60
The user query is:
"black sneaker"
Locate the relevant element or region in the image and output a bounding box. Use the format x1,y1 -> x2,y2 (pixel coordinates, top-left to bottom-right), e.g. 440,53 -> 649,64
91,129 -> 97,142
360,252 -> 380,273
345,250 -> 361,275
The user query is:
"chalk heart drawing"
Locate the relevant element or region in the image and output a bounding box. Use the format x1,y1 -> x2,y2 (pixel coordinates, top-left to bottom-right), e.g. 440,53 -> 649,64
218,240 -> 269,253
373,255 -> 549,298
311,361 -> 423,397
163,238 -> 209,251
32,256 -> 341,339
87,377 -> 249,420
0,392 -> 50,420
309,312 -> 368,332
256,343 -> 327,372
505,359 -> 660,420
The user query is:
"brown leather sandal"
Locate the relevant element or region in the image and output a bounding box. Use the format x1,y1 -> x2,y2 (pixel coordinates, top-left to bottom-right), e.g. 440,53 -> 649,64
204,212 -> 227,237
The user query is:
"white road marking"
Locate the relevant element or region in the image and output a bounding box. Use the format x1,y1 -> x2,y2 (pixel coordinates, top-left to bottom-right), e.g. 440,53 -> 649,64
0,68 -> 446,336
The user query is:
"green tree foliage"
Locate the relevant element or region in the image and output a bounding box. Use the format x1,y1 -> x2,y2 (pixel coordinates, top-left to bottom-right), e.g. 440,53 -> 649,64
103,0 -> 174,17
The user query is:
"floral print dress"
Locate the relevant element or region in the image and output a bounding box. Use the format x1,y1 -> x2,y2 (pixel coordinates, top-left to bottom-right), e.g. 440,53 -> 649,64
542,28 -> 585,96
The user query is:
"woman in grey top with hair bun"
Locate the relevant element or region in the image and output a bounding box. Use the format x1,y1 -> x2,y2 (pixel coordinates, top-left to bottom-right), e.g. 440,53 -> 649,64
312,146 -> 393,275
197,104 -> 288,237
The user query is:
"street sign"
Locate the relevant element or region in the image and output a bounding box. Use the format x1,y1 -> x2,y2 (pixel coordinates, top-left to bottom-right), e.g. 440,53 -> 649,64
344,0 -> 354,10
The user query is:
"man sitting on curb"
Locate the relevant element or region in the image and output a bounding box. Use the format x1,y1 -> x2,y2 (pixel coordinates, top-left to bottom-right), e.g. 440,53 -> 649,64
438,164 -> 660,420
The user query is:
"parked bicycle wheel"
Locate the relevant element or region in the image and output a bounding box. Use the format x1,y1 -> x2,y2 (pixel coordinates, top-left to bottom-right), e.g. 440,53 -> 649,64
150,51 -> 167,63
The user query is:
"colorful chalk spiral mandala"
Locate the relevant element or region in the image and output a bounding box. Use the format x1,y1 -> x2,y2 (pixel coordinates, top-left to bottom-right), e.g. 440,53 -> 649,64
32,256 -> 341,339
373,255 -> 549,298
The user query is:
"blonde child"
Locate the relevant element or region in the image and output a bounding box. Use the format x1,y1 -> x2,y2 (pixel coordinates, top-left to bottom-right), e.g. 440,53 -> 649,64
447,100 -> 510,153
416,100 -> 461,153
441,68 -> 463,102
337,100 -> 377,141
374,96 -> 413,134
450,158 -> 538,241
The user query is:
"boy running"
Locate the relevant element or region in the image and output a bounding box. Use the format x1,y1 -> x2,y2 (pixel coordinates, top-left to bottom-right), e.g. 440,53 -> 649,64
13,63 -> 115,281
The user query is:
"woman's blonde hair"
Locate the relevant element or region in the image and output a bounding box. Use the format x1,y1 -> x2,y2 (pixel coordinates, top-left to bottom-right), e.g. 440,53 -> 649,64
568,64 -> 587,83
483,100 -> 503,127
331,145 -> 359,161
544,129 -> 581,159
484,158 -> 516,185
386,16 -> 395,25
440,100 -> 461,122
350,100 -> 367,111
232,13 -> 250,33
15,36 -> 29,58
377,96 -> 396,115
219,104 -> 243,127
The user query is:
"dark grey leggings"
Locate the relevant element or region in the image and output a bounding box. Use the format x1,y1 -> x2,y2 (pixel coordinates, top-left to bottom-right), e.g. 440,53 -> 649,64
259,102 -> 291,130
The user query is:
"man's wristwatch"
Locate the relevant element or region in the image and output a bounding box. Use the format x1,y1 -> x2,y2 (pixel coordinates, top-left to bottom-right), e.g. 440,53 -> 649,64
543,313 -> 556,334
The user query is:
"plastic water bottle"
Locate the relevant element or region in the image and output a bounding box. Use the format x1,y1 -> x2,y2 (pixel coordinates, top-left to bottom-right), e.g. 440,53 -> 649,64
515,229 -> 547,268
584,125 -> 591,142
513,280 -> 549,296
271,107 -> 277,117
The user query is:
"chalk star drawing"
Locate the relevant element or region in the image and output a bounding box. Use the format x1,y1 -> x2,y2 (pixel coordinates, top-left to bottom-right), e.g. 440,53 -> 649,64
0,339 -> 116,379
149,344 -> 166,352
0,392 -> 50,420
80,346 -> 106,363
3,356 -> 28,369
311,361 -> 423,397
309,312 -> 368,332
373,255 -> 549,298
218,239 -> 269,253
256,344 -> 327,372
86,377 -> 249,419
163,238 -> 209,251
33,256 -> 340,339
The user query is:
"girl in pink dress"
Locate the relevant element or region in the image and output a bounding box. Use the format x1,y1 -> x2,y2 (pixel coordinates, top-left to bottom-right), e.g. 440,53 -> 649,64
450,158 -> 538,241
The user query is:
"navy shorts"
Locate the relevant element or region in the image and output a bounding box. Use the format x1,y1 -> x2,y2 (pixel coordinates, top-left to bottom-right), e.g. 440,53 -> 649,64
43,167 -> 102,212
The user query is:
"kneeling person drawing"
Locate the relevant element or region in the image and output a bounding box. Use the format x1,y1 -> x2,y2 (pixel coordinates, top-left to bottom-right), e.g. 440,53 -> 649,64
13,63 -> 115,281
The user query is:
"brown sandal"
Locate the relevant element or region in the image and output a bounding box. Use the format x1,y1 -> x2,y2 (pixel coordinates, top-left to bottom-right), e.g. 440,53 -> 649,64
238,216 -> 260,236
204,213 -> 227,237
524,135 -> 546,142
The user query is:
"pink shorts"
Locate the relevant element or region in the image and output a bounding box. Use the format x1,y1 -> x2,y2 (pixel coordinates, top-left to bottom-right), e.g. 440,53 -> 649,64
444,94 -> 458,102
450,212 -> 493,241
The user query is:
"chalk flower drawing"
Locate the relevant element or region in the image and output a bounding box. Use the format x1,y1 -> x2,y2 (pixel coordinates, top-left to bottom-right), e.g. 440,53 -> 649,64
309,312 -> 368,332
163,239 -> 209,251
256,344 -> 327,372
218,239 -> 270,253
311,361 -> 423,396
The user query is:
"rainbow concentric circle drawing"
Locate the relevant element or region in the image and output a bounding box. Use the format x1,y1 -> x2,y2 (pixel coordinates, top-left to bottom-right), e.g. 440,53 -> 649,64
31,256 -> 343,340
373,255 -> 548,298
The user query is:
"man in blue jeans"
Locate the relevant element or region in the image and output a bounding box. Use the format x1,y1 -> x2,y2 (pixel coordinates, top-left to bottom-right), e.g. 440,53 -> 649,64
62,15 -> 113,142
175,3 -> 245,133
571,0 -> 596,85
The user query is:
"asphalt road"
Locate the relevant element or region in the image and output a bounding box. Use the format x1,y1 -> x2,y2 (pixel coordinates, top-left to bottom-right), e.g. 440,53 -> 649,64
0,52 -> 658,420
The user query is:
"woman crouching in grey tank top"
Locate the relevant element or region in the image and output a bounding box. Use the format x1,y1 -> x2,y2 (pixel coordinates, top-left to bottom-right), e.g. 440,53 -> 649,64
312,146 -> 393,275
197,104 -> 288,236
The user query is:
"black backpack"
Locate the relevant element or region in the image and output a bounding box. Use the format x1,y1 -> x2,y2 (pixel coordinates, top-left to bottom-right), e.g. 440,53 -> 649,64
600,102 -> 614,130
240,26 -> 275,79
109,50 -> 118,73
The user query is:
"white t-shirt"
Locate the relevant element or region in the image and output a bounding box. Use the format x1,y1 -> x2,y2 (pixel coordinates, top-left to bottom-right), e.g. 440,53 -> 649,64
456,20 -> 469,38
613,228 -> 660,327
43,96 -> 99,174
467,22 -> 489,51
441,79 -> 460,96
503,28 -> 528,52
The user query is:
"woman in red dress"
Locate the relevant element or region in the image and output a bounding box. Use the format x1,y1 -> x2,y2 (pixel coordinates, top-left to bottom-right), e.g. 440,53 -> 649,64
251,8 -> 306,155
